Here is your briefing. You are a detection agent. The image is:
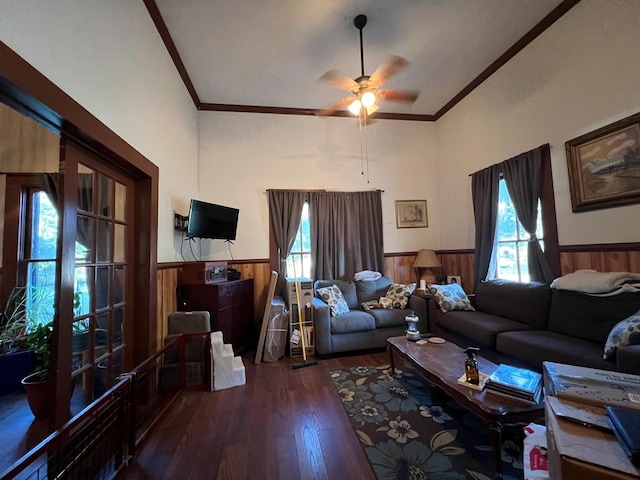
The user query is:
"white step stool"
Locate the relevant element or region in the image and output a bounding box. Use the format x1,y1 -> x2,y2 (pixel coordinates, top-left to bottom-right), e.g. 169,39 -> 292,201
210,331 -> 246,390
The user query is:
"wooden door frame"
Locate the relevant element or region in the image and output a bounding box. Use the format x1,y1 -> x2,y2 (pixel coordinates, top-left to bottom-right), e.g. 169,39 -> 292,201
0,41 -> 159,427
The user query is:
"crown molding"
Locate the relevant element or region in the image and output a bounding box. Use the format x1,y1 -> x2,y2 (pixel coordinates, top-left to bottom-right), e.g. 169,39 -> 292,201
146,0 -> 582,122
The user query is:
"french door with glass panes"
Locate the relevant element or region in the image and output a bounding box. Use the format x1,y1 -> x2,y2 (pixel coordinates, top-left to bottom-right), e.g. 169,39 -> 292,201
73,161 -> 132,399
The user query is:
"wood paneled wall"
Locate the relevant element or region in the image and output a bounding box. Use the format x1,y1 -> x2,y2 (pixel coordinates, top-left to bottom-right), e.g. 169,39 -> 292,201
0,102 -> 59,173
155,244 -> 639,350
155,260 -> 272,351
559,249 -> 640,274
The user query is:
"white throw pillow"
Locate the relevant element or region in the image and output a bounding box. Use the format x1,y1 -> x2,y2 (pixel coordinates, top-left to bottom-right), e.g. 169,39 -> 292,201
316,285 -> 349,317
603,309 -> 640,360
428,283 -> 475,313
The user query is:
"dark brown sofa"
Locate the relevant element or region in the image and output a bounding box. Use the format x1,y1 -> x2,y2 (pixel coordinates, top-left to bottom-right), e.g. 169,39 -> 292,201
428,279 -> 640,374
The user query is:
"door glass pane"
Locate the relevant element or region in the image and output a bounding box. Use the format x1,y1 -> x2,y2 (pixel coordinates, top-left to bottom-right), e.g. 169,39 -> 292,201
76,216 -> 94,262
96,266 -> 110,310
114,224 -> 125,263
95,312 -> 109,360
98,173 -> 113,218
114,266 -> 125,305
115,182 -> 126,222
72,318 -> 91,371
31,191 -> 58,260
97,220 -> 112,262
78,164 -> 94,213
74,266 -> 93,317
113,308 -> 124,349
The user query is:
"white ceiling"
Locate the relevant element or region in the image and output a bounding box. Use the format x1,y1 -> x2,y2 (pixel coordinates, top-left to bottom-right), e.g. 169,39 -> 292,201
154,0 -> 566,117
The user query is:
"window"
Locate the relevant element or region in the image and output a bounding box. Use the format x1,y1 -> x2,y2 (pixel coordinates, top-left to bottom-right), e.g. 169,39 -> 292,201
286,202 -> 311,278
495,179 -> 543,282
22,189 -> 57,326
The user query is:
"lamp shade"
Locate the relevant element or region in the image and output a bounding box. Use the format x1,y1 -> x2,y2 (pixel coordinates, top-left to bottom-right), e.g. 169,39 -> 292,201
412,249 -> 441,268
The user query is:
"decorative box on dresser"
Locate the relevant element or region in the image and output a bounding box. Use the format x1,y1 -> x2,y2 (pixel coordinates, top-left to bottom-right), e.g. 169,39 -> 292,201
178,265 -> 255,353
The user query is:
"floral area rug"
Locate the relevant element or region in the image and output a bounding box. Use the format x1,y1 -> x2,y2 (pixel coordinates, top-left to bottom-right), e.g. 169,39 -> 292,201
330,362 -> 525,480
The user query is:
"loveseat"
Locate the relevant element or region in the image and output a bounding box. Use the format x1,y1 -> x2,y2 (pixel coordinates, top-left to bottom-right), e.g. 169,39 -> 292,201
427,279 -> 640,375
312,276 -> 427,356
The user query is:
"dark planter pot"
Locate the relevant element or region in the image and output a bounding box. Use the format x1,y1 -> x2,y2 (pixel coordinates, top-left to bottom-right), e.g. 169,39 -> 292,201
0,349 -> 33,396
21,372 -> 54,419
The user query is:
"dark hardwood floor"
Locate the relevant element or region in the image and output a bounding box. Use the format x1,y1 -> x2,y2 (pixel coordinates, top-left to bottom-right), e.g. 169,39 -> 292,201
120,350 -> 388,480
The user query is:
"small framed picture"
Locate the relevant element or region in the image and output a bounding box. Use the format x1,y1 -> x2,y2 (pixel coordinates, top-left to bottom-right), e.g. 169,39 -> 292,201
447,275 -> 461,285
395,200 -> 428,228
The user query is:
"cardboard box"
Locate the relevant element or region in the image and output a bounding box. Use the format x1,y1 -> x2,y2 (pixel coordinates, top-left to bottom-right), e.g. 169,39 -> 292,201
545,402 -> 639,479
543,361 -> 640,410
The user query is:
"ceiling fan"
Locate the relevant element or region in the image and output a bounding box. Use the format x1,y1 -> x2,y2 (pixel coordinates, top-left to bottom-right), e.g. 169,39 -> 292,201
316,14 -> 420,120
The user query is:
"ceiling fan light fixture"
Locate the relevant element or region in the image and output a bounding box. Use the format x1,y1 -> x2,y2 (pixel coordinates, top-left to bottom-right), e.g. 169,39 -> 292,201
366,103 -> 378,116
361,91 -> 376,108
348,99 -> 362,115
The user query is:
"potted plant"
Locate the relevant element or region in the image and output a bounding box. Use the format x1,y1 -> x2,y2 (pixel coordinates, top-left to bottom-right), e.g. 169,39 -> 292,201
0,287 -> 33,396
21,321 -> 54,419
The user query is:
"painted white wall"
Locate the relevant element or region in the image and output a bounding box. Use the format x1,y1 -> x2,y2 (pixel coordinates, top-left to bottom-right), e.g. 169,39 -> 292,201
196,112 -> 438,261
0,0 -> 199,261
436,0 -> 640,249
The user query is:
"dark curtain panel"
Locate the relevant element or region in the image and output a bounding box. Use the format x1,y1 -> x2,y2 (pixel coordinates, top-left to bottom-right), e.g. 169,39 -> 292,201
471,164 -> 500,291
501,145 -> 553,283
309,190 -> 384,281
267,190 -> 306,296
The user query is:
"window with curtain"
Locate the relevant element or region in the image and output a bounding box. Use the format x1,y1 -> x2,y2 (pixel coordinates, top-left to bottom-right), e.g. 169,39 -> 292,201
269,189 -> 384,284
471,144 -> 558,288
495,178 -> 544,282
21,189 -> 57,325
286,202 -> 311,278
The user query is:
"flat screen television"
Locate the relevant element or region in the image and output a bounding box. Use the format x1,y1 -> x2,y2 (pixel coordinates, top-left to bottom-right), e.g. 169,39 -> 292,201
187,199 -> 239,240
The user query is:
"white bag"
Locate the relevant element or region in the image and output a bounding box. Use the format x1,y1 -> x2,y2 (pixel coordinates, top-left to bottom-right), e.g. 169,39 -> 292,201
523,423 -> 549,480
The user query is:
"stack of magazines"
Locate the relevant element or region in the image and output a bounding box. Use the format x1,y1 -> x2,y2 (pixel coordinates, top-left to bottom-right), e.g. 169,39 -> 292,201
486,364 -> 543,405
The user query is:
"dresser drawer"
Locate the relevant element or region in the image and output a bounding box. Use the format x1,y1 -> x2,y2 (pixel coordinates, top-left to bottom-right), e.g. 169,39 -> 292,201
217,280 -> 253,309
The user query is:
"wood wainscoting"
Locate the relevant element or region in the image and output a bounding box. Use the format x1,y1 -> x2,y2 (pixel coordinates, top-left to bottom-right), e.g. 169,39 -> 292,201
386,243 -> 640,295
156,260 -> 272,351
155,243 -> 639,350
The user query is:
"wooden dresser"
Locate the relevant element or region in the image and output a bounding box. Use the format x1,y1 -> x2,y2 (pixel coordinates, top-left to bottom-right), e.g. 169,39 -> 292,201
178,278 -> 255,353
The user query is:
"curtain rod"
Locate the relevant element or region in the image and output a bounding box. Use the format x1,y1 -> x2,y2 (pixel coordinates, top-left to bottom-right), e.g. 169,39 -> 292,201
468,143 -> 551,177
265,188 -> 385,193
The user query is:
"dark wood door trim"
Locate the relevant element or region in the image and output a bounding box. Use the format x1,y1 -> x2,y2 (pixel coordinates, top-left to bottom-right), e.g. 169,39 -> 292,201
0,41 -> 159,401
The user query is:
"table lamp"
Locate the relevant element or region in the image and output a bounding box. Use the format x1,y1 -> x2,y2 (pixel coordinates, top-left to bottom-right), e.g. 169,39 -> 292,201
413,249 -> 442,289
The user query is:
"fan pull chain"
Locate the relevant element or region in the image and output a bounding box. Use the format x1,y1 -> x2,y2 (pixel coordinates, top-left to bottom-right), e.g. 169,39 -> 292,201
363,113 -> 370,184
359,113 -> 365,176
357,110 -> 370,183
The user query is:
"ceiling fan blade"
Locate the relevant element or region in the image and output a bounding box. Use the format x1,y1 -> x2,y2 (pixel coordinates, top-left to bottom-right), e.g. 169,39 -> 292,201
369,56 -> 409,86
378,89 -> 420,104
315,96 -> 354,116
319,69 -> 359,92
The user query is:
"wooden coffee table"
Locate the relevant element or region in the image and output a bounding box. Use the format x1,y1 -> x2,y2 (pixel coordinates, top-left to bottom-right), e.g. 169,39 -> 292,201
387,336 -> 544,479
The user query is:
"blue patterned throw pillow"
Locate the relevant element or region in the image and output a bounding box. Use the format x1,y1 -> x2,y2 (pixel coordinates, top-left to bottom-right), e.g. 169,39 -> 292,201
317,284 -> 350,317
604,310 -> 640,360
428,283 -> 475,313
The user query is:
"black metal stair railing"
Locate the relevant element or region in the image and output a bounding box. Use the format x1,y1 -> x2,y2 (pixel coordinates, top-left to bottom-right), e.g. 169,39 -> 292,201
0,332 -> 211,480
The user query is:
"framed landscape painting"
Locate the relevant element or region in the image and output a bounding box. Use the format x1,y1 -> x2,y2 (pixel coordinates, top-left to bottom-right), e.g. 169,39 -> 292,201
565,112 -> 640,212
395,200 -> 428,228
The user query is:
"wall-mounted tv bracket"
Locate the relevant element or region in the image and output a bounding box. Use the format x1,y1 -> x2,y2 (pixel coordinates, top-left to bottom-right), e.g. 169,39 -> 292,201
174,213 -> 188,232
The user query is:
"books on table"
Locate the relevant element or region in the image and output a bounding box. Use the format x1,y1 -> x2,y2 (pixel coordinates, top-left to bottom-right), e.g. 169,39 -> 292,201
486,364 -> 543,405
